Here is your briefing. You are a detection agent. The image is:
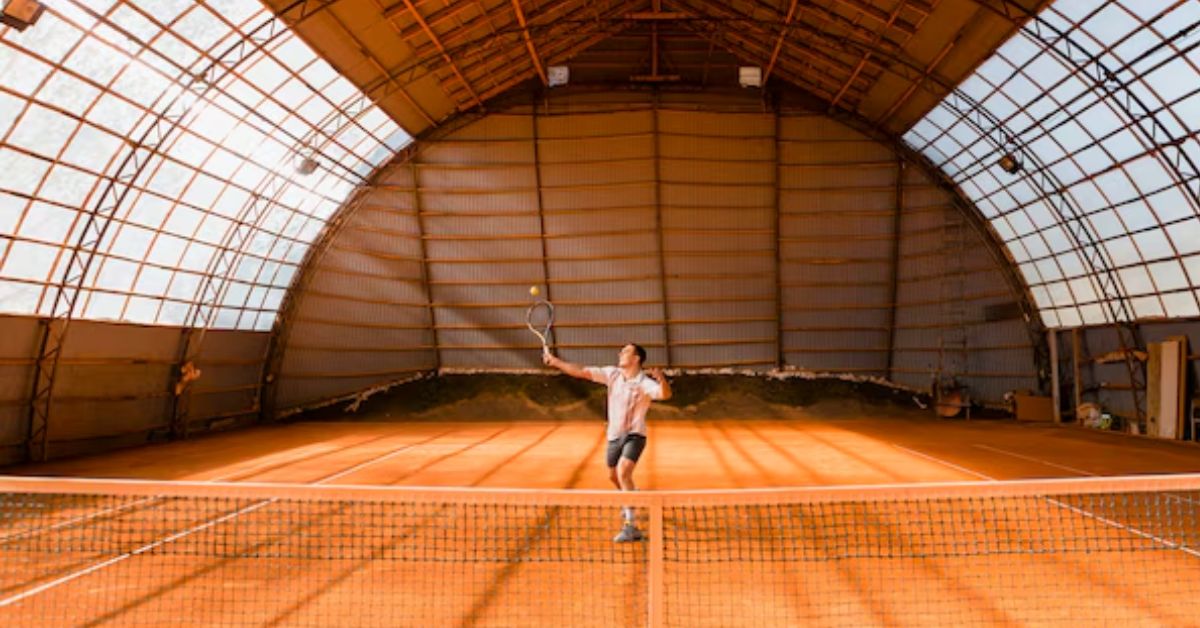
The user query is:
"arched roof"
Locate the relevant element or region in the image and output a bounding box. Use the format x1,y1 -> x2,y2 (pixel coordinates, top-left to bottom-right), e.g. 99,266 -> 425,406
0,0 -> 410,329
2,0 -> 1197,334
905,0 -> 1200,328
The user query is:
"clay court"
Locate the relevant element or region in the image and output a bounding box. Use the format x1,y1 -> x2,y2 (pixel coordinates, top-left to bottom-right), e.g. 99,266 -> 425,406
4,380 -> 1200,626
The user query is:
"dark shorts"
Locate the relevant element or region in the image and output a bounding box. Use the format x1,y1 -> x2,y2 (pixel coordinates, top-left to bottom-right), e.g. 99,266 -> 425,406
606,433 -> 647,468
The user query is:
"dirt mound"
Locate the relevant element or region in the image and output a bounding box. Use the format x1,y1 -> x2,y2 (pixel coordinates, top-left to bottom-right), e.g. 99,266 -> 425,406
292,373 -> 927,423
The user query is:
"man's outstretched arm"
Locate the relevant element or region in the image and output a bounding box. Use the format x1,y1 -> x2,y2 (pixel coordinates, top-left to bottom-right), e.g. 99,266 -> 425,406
544,350 -> 595,381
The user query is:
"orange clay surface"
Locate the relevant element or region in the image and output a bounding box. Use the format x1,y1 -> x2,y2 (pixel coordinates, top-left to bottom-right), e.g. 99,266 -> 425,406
4,409 -> 1200,626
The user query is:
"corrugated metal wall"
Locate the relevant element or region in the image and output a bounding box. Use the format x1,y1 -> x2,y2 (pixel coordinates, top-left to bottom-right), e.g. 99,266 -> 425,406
891,167 -> 1040,401
0,316 -> 266,464
778,115 -> 895,374
0,315 -> 37,465
274,165 -> 436,409
273,93 -> 1040,411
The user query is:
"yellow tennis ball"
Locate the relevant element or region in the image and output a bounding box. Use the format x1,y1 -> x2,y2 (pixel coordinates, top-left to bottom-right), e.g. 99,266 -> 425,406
530,286 -> 540,296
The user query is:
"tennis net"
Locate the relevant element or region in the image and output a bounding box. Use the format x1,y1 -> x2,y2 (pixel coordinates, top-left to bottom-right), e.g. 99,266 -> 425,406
2,474 -> 1199,626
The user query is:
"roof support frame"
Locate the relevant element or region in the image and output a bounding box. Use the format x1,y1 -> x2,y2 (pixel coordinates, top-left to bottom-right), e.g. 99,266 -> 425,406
24,0 -> 345,462
511,0 -> 549,86
396,0 -> 486,110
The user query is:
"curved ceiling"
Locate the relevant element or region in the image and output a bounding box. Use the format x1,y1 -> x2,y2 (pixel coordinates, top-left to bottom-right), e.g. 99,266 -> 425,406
4,0 -> 1197,334
0,0 -> 410,329
266,0 -> 1045,137
905,0 -> 1200,328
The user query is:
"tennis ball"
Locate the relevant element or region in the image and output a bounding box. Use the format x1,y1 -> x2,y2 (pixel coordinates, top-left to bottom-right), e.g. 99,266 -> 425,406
530,285 -> 540,296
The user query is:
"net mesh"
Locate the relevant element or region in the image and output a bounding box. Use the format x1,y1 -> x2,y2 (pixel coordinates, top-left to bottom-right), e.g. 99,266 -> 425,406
2,475 -> 1199,626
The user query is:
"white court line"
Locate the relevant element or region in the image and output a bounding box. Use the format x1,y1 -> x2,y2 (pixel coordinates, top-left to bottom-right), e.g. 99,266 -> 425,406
971,444 -> 1096,476
0,434 -> 440,608
973,443 -> 1200,508
891,442 -> 1200,559
892,444 -> 994,480
0,443 -> 360,546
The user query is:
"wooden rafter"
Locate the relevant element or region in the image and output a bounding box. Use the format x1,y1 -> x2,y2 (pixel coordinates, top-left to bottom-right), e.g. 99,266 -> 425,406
456,1 -> 636,103
333,3 -> 438,129
877,34 -> 957,126
398,0 -> 485,108
475,18 -> 635,103
671,0 -> 870,101
511,0 -> 548,86
829,0 -> 912,110
762,0 -> 799,84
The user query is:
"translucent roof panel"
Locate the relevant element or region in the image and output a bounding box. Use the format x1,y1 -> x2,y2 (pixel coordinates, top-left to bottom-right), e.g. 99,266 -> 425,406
0,0 -> 410,330
904,0 -> 1200,328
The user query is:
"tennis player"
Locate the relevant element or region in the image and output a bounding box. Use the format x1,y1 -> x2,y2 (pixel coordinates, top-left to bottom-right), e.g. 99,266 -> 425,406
543,343 -> 672,542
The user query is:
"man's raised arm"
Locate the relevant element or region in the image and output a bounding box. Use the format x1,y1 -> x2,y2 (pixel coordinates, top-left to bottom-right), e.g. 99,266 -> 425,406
544,350 -> 595,381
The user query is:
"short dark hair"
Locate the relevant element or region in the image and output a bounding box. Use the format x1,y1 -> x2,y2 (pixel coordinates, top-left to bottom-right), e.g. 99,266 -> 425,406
628,343 -> 647,366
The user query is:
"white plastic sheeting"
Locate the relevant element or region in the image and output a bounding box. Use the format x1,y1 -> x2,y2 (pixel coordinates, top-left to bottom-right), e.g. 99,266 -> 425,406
905,1 -> 1200,328
0,0 -> 409,329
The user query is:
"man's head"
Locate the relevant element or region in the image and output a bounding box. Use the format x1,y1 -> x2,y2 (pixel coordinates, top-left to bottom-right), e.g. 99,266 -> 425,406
618,343 -> 647,369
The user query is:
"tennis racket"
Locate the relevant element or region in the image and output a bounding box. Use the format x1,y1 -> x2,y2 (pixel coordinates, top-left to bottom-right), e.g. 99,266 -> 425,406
525,299 -> 555,354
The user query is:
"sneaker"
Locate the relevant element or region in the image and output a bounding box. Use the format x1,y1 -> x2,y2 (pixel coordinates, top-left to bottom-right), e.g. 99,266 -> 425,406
613,524 -> 644,543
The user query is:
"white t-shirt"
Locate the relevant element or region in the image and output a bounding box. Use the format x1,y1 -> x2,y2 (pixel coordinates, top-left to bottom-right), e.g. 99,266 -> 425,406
585,366 -> 665,440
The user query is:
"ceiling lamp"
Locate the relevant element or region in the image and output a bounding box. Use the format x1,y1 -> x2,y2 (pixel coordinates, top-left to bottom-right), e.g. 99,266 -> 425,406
738,66 -> 762,88
1,0 -> 45,31
997,152 -> 1022,175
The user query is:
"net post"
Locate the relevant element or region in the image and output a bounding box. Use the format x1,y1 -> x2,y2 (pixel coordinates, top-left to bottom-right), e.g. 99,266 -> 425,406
648,494 -> 665,628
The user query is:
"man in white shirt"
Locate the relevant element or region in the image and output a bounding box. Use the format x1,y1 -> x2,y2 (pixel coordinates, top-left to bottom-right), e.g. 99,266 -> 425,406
544,343 -> 672,542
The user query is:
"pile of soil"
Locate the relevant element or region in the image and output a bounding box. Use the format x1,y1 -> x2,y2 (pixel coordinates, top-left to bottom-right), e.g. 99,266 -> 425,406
292,373 -> 931,423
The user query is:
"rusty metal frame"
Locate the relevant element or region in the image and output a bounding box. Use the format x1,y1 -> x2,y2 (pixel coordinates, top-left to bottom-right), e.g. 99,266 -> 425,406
24,0 -> 344,462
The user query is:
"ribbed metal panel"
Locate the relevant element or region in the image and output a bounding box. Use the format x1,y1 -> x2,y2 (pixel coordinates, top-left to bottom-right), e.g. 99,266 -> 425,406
796,165 -> 897,188
547,258 -> 659,282
550,281 -> 662,302
537,111 -> 653,138
777,115 -> 896,377
544,208 -> 657,232
659,135 -> 774,161
273,96 -> 1040,405
417,140 -> 534,164
545,233 -> 659,257
785,351 -> 887,373
276,161 -> 434,410
418,165 -> 536,190
428,261 -> 546,284
185,329 -> 269,427
550,303 -> 664,325
275,375 -> 418,413
297,295 -> 426,326
780,189 -> 894,212
539,160 -> 654,186
541,184 -> 656,210
537,136 -> 656,163
287,320 -> 431,350
0,316 -> 37,463
783,212 -> 894,236
339,228 -> 422,258
307,271 -> 426,304
320,247 -> 422,278
659,160 -> 774,184
669,278 -> 775,300
780,141 -> 893,164
426,238 -> 541,261
662,206 -> 773,229
418,190 -> 537,212
783,307 -> 889,329
890,168 -> 1039,400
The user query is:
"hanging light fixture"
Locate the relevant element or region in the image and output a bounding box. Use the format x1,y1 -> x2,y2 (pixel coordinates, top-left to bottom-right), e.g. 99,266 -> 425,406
997,152 -> 1022,174
1,0 -> 45,31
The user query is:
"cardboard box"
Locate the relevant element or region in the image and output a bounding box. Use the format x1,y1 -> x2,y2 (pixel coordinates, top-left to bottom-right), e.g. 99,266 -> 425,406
1014,393 -> 1054,422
